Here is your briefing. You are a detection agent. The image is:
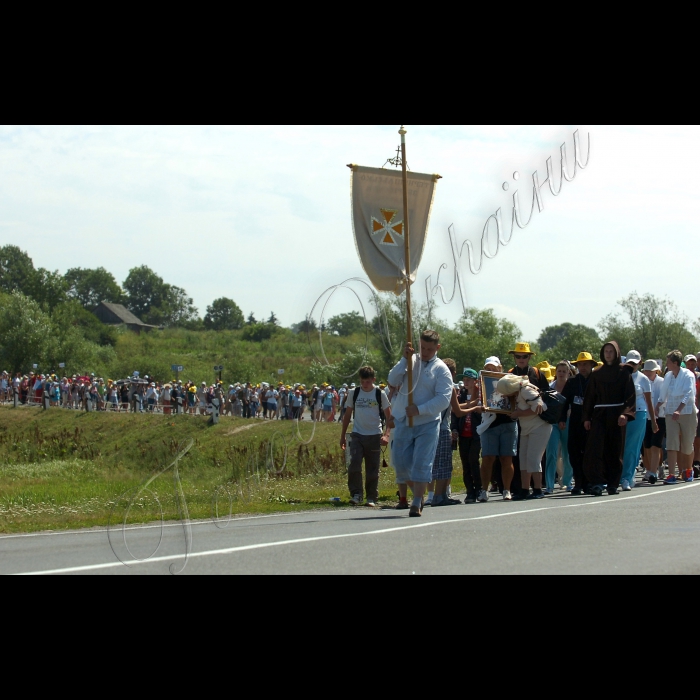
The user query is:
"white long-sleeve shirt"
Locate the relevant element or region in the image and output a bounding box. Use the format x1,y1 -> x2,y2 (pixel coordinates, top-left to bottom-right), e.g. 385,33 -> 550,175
387,354 -> 452,426
659,368 -> 697,415
649,375 -> 665,418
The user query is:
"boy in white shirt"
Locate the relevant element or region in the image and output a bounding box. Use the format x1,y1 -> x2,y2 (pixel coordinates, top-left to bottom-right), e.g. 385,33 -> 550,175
340,366 -> 392,507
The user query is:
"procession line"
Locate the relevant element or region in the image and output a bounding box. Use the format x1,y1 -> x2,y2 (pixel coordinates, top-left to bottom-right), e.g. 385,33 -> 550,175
14,482 -> 698,575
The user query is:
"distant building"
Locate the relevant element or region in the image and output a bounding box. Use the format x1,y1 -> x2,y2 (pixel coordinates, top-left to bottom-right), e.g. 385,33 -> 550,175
93,302 -> 159,333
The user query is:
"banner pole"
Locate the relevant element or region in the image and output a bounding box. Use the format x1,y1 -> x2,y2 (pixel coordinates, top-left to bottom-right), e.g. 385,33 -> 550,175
399,126 -> 414,428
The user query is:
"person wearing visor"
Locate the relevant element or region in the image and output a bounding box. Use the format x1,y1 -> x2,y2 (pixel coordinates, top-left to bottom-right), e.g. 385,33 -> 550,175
477,355 -> 518,501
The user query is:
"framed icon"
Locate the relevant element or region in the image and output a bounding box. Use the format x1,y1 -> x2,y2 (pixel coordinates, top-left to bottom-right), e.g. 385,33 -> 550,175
480,371 -> 514,414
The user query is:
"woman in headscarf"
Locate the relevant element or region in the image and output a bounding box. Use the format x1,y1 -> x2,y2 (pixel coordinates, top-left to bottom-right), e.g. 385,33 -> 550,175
582,341 -> 636,496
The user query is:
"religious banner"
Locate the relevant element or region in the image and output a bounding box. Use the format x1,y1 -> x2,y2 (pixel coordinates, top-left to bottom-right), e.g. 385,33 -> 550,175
349,165 -> 439,295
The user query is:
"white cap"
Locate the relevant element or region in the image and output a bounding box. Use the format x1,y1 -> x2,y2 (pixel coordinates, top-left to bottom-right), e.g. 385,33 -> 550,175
626,350 -> 642,364
484,356 -> 501,368
643,359 -> 661,372
684,354 -> 697,364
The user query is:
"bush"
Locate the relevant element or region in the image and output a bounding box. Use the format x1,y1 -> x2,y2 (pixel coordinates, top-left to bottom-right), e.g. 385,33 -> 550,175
241,323 -> 278,342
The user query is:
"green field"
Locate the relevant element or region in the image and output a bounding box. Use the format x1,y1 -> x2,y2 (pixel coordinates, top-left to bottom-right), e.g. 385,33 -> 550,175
0,406 -> 466,534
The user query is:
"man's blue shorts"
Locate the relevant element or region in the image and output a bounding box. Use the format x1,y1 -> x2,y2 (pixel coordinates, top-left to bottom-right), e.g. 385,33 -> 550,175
480,421 -> 518,457
391,419 -> 441,484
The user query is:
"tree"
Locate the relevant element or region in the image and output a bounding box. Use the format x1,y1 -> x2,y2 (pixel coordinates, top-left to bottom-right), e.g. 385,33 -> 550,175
0,245 -> 37,297
548,325 -> 602,364
0,292 -> 54,373
154,285 -> 199,327
440,308 -> 523,373
246,312 -> 257,325
327,311 -> 366,337
291,317 -> 317,334
123,266 -> 198,327
65,267 -> 124,310
267,311 -> 279,326
599,292 -> 699,359
52,300 -> 118,347
538,323 -> 574,352
204,297 -> 245,331
337,345 -> 384,382
32,268 -> 69,311
123,265 -> 168,319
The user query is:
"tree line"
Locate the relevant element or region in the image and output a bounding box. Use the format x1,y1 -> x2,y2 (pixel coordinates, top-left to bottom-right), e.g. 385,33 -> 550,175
0,244 -> 272,332
1,244 -> 698,378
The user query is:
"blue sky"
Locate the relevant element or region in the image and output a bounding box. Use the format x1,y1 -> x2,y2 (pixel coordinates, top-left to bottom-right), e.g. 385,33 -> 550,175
1,125 -> 698,345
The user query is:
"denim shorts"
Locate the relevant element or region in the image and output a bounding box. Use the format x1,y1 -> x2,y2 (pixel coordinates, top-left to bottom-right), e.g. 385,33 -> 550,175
480,421 -> 518,457
391,419 -> 441,484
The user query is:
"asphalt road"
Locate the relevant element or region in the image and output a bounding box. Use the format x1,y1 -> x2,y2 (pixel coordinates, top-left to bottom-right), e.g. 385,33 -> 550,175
3,479 -> 700,575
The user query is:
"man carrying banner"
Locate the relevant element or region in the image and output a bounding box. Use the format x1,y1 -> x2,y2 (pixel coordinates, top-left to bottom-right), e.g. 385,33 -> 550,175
388,330 -> 453,517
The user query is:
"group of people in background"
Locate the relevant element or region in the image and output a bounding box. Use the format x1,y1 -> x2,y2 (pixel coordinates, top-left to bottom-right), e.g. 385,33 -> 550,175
0,370 -> 371,424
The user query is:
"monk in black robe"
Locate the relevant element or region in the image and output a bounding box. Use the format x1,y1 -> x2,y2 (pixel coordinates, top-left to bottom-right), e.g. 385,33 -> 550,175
582,341 -> 636,496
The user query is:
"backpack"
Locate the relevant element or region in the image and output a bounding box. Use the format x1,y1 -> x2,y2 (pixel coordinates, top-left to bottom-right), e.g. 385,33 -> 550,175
352,386 -> 386,430
528,386 -> 567,425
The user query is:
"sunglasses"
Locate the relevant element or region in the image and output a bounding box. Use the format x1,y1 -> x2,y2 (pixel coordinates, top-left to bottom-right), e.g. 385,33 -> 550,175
514,354 -> 530,360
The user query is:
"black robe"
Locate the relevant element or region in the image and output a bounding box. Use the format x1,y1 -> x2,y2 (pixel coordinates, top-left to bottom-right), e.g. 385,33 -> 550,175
582,341 -> 636,487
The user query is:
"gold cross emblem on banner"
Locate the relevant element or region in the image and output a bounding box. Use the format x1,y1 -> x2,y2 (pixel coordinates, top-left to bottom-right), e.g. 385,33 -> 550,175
372,209 -> 404,246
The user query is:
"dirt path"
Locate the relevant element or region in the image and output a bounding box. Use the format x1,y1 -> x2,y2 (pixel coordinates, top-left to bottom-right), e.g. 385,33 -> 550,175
225,423 -> 258,436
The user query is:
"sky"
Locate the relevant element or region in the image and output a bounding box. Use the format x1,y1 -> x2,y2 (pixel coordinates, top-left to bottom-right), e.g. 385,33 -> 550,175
1,124 -> 698,343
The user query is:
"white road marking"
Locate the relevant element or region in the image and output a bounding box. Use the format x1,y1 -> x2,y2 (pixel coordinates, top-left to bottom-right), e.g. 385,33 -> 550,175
15,482 -> 698,575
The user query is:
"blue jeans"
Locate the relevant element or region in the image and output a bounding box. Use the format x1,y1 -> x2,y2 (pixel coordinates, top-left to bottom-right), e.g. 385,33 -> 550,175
621,410 -> 647,485
545,418 -> 573,489
392,419 -> 441,484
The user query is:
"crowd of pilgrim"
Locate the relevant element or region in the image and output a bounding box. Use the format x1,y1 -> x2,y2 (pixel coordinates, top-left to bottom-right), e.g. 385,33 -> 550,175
4,329 -> 699,519
0,370 -> 367,422
337,330 -> 700,517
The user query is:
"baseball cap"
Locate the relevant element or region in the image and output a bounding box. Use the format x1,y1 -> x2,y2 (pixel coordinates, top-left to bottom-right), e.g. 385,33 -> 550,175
625,350 -> 642,365
463,368 -> 479,380
684,354 -> 697,364
484,356 -> 501,368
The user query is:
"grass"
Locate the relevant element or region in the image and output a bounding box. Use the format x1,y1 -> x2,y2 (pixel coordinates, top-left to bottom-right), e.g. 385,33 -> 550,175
0,406 -> 465,534
101,325 -> 377,388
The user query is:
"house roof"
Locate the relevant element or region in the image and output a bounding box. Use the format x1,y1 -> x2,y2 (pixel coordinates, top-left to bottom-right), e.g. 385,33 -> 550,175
98,302 -> 149,326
